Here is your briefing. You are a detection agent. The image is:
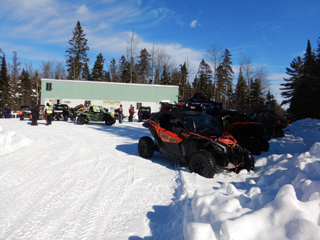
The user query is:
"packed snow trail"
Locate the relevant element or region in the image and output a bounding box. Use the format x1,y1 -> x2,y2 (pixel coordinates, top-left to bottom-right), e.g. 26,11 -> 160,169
0,119 -> 182,240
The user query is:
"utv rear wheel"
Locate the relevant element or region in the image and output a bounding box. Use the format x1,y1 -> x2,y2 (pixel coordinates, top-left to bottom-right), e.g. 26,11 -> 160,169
138,136 -> 155,158
189,150 -> 217,178
77,116 -> 85,125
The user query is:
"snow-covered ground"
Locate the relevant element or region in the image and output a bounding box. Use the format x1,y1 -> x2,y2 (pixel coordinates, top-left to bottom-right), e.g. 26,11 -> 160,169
0,117 -> 320,240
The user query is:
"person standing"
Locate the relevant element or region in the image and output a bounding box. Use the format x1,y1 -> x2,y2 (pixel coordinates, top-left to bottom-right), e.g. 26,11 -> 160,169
5,104 -> 11,118
118,104 -> 123,123
45,103 -> 53,125
129,104 -> 135,122
31,105 -> 39,126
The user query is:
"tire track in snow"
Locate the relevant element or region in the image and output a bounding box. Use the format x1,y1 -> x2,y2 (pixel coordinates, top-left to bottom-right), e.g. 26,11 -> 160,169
0,121 -> 178,240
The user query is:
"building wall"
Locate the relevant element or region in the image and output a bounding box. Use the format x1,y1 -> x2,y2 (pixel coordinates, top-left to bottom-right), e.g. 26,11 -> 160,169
41,79 -> 179,115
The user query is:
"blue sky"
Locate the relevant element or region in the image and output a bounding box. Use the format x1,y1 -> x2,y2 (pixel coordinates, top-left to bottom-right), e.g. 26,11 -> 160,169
1,0 -> 320,105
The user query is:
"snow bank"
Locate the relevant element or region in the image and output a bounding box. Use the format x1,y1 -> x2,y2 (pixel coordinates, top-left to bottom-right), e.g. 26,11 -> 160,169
184,119 -> 320,240
0,125 -> 32,155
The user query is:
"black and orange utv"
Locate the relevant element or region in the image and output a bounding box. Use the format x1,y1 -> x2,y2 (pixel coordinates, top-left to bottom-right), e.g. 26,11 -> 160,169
138,109 -> 254,178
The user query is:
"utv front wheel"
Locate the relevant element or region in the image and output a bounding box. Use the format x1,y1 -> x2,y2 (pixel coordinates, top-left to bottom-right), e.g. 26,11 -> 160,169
189,150 -> 217,178
105,115 -> 115,126
239,149 -> 255,172
138,136 -> 155,158
260,138 -> 269,152
77,116 -> 85,125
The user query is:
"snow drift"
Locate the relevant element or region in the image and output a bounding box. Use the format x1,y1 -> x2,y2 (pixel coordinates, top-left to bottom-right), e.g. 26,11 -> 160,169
183,119 -> 320,240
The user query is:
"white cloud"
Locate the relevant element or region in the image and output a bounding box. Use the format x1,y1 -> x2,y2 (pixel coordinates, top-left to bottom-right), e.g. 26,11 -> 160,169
190,20 -> 197,28
76,4 -> 90,15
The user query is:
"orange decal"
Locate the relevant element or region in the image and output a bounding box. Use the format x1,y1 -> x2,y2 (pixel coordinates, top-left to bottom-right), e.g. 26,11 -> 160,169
181,132 -> 190,138
147,119 -> 183,143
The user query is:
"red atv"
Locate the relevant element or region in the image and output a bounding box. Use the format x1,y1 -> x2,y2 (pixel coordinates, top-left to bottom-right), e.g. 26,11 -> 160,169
138,109 -> 254,178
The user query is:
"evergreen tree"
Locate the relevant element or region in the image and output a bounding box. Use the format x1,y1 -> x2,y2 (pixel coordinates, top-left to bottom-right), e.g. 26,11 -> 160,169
235,69 -> 248,110
90,53 -> 106,81
9,51 -> 22,110
178,62 -> 188,100
20,69 -> 32,106
289,40 -> 316,118
280,56 -> 303,107
32,70 -> 41,105
197,59 -> 213,100
118,55 -> 130,83
315,37 -> 320,117
301,40 -> 318,118
265,91 -> 275,109
137,48 -> 151,83
81,62 -> 90,80
66,21 -> 90,80
282,38 -> 320,118
192,76 -> 199,95
215,49 -> 234,105
105,71 -> 111,82
159,65 -> 170,85
109,58 -> 120,82
249,79 -> 265,112
0,53 -> 10,108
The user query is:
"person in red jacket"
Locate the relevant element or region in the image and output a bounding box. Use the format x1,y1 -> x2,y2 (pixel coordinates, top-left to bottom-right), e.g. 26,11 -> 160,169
118,104 -> 123,123
129,105 -> 135,122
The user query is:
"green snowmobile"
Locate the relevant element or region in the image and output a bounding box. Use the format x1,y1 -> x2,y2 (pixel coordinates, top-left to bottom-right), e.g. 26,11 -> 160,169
75,105 -> 115,126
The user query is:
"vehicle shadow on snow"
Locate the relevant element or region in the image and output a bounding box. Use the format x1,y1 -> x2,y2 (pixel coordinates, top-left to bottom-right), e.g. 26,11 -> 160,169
116,143 -> 185,172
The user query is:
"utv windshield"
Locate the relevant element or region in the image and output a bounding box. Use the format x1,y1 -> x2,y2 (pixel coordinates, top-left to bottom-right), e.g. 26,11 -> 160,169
183,114 -> 223,137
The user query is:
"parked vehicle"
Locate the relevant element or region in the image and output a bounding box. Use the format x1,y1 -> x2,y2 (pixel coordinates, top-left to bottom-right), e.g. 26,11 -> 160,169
18,106 -> 31,120
138,106 -> 151,122
215,110 -> 269,155
254,109 -> 289,139
138,108 -> 254,178
76,105 -> 115,126
53,104 -> 71,121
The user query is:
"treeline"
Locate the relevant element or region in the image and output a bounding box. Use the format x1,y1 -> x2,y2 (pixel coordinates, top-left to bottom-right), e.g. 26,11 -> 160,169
1,21 -> 282,113
281,38 -> 320,119
65,21 -> 278,113
0,50 -> 41,111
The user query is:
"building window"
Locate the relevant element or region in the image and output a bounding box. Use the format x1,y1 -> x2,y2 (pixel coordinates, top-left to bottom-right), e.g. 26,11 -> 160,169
46,82 -> 52,91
